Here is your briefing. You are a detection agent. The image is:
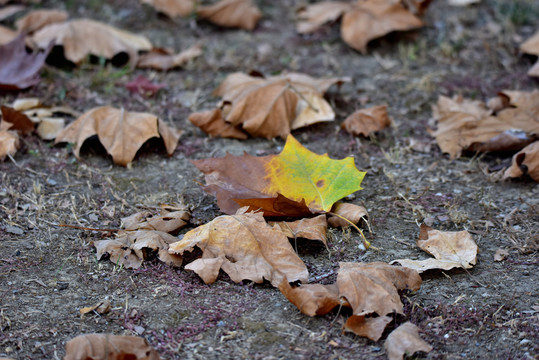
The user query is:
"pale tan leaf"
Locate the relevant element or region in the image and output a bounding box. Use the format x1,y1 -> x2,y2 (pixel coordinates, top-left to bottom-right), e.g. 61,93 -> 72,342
12,98 -> 41,111
272,215 -> 327,244
520,30 -> 539,56
36,117 -> 65,140
123,209 -> 190,233
494,248 -> 509,261
197,0 -> 262,31
137,44 -> 202,70
80,300 -> 111,315
94,236 -> 143,269
169,208 -> 309,287
296,1 -> 352,34
291,92 -> 335,130
343,315 -> 392,341
328,202 -> 368,228
0,130 -> 19,160
31,19 -> 152,64
15,9 -> 68,33
385,322 -> 432,360
504,141 -> 539,182
64,333 -> 161,360
141,0 -> 196,17
341,105 -> 391,137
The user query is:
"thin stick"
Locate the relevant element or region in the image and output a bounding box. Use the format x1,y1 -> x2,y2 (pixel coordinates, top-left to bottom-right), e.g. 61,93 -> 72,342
58,223 -> 118,232
327,211 -> 370,249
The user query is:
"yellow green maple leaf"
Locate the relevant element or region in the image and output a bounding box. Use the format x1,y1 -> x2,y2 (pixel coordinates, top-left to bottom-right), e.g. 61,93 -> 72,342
263,135 -> 366,212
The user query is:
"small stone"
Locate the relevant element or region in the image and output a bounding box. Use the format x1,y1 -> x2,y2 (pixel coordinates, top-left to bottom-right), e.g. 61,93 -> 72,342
5,225 -> 24,235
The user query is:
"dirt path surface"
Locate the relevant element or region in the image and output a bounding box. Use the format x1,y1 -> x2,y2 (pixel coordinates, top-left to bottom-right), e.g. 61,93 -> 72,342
1,0 -> 538,359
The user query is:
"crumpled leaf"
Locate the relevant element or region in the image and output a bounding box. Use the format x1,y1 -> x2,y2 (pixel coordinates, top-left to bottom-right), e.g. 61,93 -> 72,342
64,333 -> 161,360
503,141 -> 539,182
193,134 -> 366,216
79,299 -> 111,315
136,44 -> 202,70
328,202 -> 368,228
94,206 -> 189,269
341,105 -> 391,137
198,0 -> 262,31
55,106 -> 181,166
520,29 -> 539,77
15,9 -> 68,33
30,19 -> 152,65
0,32 -> 52,90
141,0 -> 196,17
279,262 -> 422,340
296,0 -> 425,53
391,224 -> 477,273
271,215 -> 327,245
430,92 -> 539,159
384,322 -> 432,360
189,71 -> 348,139
168,207 -> 309,287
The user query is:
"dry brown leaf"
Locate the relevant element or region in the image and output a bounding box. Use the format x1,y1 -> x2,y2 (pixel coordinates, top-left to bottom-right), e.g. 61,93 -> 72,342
494,248 -> 509,262
271,215 -> 328,245
191,72 -> 347,139
384,322 -> 432,360
296,2 -> 353,34
503,141 -> 539,182
343,315 -> 392,341
0,25 -> 17,45
30,19 -> 152,65
278,280 -> 341,316
64,333 -> 160,360
122,208 -> 190,233
188,108 -> 248,139
520,30 -> 539,77
198,0 -> 262,31
79,300 -> 111,315
0,130 -> 19,160
15,9 -> 68,33
141,0 -> 196,17
328,202 -> 368,228
55,106 -> 181,166
169,208 -> 309,287
137,44 -> 202,70
1,106 -> 35,135
341,105 -> 391,137
391,224 -> 477,273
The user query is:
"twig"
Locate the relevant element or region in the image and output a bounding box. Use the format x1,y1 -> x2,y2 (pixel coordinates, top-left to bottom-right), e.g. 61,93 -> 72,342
7,154 -> 47,176
327,211 -> 370,249
58,223 -> 119,232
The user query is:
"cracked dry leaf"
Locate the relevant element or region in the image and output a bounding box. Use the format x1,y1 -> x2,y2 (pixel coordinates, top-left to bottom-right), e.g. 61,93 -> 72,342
385,322 -> 432,360
521,30 -> 539,77
137,44 -> 202,70
297,0 -> 424,53
341,105 -> 391,137
280,262 -> 422,340
198,0 -> 262,31
141,0 -> 196,17
168,208 -> 309,287
64,334 -> 160,360
391,224 -> 477,273
193,134 -> 365,216
504,141 -> 539,182
30,19 -> 152,65
190,71 -> 348,139
15,9 -> 68,33
55,106 -> 181,166
0,32 -> 52,90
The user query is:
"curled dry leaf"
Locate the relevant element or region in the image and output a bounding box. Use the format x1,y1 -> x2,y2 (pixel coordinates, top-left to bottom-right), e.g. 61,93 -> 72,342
15,9 -> 68,33
271,215 -> 328,245
169,208 -> 309,287
193,134 -> 365,216
0,32 -> 52,90
55,106 -> 181,166
296,2 -> 353,34
503,141 -> 539,182
30,19 -> 152,65
328,202 -> 368,228
198,0 -> 262,31
137,44 -> 202,71
520,30 -> 539,77
190,71 -> 348,139
391,224 -> 477,273
189,108 -> 248,139
64,333 -> 161,360
141,0 -> 196,17
79,299 -> 111,315
341,105 -> 391,137
280,262 -> 422,340
0,130 -> 19,160
385,322 -> 432,360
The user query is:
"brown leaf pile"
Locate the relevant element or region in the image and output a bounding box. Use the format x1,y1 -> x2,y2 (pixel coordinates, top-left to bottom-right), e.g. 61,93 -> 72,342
94,205 -> 190,269
189,72 -> 348,139
64,333 -> 160,360
296,0 -> 426,53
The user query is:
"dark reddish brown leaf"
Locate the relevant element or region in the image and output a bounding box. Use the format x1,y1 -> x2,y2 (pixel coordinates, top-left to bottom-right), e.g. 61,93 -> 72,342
1,106 -> 35,135
0,32 -> 52,90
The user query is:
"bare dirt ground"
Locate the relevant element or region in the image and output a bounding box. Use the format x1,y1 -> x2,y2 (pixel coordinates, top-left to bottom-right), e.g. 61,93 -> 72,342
1,0 -> 538,359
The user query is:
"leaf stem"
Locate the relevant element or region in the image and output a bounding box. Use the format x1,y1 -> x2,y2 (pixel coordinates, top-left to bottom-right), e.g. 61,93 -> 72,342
327,212 -> 370,249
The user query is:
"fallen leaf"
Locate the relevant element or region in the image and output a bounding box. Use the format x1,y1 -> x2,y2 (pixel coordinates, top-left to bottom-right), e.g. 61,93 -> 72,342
341,105 -> 391,137
391,224 -> 478,273
193,134 -> 366,216
15,9 -> 68,33
280,262 -> 422,340
297,0 -> 424,53
0,130 -> 19,160
494,248 -> 509,261
64,333 -> 160,360
125,75 -> 167,96
384,322 -> 432,360
520,29 -> 539,77
36,118 -> 65,140
55,106 -> 181,166
271,215 -> 328,245
80,300 -> 111,315
0,25 -> 17,45
190,71 -> 348,139
169,207 -> 309,287
328,202 -> 368,228
188,108 -> 248,139
503,141 -> 539,182
141,0 -> 196,17
197,0 -> 262,31
137,44 -> 202,70
1,106 -> 35,135
30,19 -> 152,65
0,32 -> 52,90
